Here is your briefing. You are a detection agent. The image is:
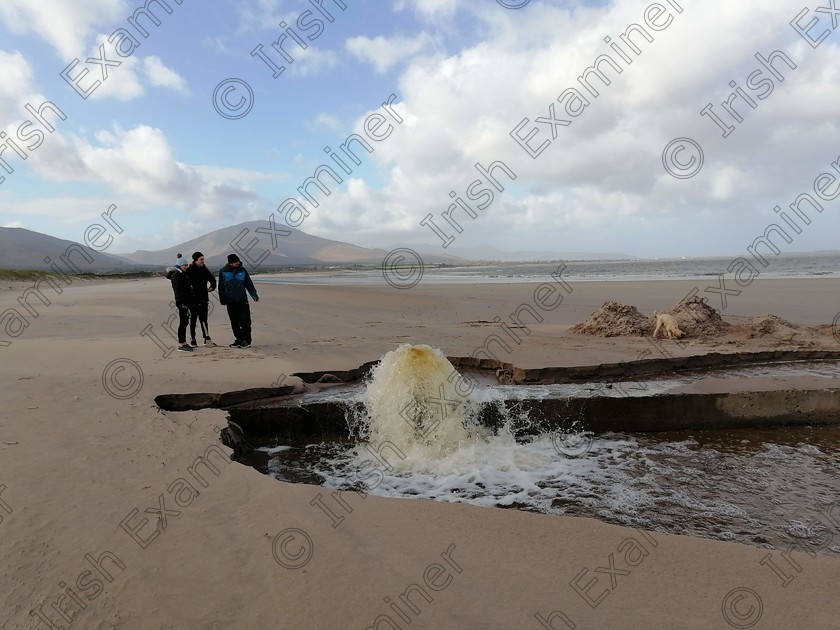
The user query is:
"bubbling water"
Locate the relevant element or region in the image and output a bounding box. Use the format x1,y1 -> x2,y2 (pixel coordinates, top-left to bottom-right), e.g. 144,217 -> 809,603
360,344 -> 487,460
349,344 -> 563,479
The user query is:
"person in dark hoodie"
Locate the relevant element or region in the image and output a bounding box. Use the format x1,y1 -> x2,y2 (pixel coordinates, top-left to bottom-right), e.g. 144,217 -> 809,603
218,253 -> 259,348
165,257 -> 194,353
185,251 -> 217,347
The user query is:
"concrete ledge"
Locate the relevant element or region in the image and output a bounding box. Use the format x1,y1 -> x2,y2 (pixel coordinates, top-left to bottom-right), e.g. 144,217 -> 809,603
218,387 -> 840,439
152,351 -> 840,440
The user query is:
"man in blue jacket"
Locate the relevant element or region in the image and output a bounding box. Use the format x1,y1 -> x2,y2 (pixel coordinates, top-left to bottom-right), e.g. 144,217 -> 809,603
218,254 -> 260,348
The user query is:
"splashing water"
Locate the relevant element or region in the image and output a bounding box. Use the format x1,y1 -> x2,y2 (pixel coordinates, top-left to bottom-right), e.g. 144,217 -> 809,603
345,344 -> 562,480
255,346 -> 840,554
359,344 -> 485,459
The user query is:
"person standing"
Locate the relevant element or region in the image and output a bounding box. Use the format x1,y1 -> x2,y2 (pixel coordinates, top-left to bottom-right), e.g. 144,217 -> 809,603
218,254 -> 259,348
165,259 -> 193,352
185,251 -> 216,347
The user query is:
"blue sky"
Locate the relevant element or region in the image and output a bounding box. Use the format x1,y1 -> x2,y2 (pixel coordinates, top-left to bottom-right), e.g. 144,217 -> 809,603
1,0 -> 840,259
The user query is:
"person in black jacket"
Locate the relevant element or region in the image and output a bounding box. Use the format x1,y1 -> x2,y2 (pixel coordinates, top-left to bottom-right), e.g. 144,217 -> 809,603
165,258 -> 193,352
185,251 -> 217,347
218,253 -> 259,348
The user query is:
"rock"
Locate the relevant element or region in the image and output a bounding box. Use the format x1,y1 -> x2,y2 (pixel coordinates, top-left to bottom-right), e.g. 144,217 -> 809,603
220,420 -> 252,459
218,386 -> 295,408
154,393 -> 220,411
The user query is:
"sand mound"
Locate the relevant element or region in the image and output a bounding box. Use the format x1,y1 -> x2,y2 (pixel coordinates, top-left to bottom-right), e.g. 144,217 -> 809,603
571,296 -> 816,344
734,315 -> 801,339
664,296 -> 731,338
570,301 -> 652,337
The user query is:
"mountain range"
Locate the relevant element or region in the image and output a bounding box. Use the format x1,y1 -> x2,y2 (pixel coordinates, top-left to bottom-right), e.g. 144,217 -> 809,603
0,222 -> 465,272
0,221 -> 639,272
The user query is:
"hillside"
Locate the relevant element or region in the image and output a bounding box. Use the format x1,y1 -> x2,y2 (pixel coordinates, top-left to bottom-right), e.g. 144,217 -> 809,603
0,227 -> 137,272
118,220 -> 464,267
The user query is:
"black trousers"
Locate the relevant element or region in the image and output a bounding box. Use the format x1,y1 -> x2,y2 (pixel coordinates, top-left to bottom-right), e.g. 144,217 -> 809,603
189,301 -> 210,340
226,301 -> 252,344
176,305 -> 190,344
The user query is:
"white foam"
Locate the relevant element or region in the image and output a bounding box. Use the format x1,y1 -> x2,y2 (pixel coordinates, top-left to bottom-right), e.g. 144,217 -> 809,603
259,445 -> 293,455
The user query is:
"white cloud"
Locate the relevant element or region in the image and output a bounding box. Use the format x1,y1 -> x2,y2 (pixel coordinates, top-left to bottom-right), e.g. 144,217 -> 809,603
170,219 -> 206,243
0,0 -> 125,59
85,49 -> 145,101
292,0 -> 840,256
346,32 -> 436,73
235,0 -> 286,35
0,50 -> 38,122
25,125 -> 266,219
286,46 -> 340,77
3,220 -> 24,228
0,50 -> 63,181
311,113 -> 343,132
142,56 -> 188,94
394,0 -> 463,19
71,37 -> 188,101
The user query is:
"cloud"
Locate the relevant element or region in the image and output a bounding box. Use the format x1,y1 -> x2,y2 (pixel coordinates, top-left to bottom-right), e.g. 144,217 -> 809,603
286,46 -> 340,77
142,56 -> 188,94
63,41 -> 189,101
311,113 -> 344,132
84,47 -> 145,101
0,50 -> 38,122
25,125 -> 267,219
394,0 -> 464,19
346,32 -> 436,73
235,0 -> 286,35
0,0 -> 125,59
3,220 -> 24,228
288,0 -> 840,256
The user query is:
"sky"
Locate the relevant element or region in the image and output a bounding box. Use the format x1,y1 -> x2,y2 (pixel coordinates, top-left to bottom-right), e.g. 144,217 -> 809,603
1,0 -> 839,259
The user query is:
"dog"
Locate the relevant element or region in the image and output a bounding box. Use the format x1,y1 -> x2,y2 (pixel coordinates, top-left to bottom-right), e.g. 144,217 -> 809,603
652,311 -> 684,339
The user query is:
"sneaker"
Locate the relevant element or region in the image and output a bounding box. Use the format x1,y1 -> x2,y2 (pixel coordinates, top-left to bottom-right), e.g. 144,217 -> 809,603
190,338 -> 198,347
239,343 -> 251,348
229,341 -> 242,348
205,337 -> 214,347
177,345 -> 193,352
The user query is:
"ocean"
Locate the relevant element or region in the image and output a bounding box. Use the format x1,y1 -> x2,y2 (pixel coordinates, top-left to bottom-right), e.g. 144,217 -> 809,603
253,252 -> 840,286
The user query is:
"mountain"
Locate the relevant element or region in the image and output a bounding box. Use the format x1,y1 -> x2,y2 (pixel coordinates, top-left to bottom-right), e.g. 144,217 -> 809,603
118,220 -> 466,267
0,227 -> 138,272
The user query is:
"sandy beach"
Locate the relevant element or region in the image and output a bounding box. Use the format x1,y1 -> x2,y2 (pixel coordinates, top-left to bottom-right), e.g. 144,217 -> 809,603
1,275 -> 839,629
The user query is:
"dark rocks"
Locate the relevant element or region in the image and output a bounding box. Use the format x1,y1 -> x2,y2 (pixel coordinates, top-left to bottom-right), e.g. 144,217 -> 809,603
154,392 -> 220,411
220,420 -> 252,460
217,386 -> 295,408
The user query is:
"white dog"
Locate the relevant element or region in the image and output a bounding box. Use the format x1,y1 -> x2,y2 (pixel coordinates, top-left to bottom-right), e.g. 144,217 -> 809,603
653,311 -> 684,339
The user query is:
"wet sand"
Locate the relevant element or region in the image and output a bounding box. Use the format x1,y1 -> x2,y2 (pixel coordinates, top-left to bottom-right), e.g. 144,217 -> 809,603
1,276 -> 839,628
